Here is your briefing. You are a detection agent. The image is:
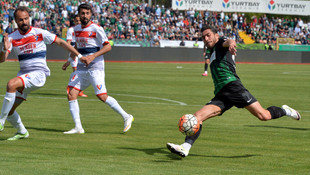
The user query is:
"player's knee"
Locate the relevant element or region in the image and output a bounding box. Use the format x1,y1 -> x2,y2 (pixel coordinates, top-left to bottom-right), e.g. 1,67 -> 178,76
6,79 -> 19,91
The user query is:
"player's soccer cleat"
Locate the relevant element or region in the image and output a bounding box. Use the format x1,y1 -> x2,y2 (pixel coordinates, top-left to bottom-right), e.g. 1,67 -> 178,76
123,115 -> 134,133
63,127 -> 85,134
166,143 -> 189,157
0,123 -> 3,131
7,131 -> 29,141
78,91 -> 88,97
202,73 -> 208,76
282,105 -> 301,120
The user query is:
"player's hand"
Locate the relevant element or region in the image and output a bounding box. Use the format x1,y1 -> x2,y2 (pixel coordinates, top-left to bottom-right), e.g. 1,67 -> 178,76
81,55 -> 95,67
228,41 -> 237,56
62,61 -> 70,70
79,56 -> 89,66
3,33 -> 11,51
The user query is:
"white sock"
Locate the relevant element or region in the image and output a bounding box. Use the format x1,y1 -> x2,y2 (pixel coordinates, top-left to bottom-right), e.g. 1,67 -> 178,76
7,111 -> 27,134
105,96 -> 129,120
69,100 -> 83,129
182,143 -> 192,151
205,71 -> 208,74
0,92 -> 16,125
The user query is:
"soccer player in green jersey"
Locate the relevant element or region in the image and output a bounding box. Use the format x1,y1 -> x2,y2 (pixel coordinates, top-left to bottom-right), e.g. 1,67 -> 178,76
167,25 -> 301,157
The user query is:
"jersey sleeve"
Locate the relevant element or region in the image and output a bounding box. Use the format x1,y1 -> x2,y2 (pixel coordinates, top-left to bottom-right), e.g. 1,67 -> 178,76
96,26 -> 109,45
41,29 -> 57,45
66,28 -> 73,41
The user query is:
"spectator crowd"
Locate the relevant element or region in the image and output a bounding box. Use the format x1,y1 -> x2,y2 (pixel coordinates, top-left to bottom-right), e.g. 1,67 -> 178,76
1,0 -> 310,46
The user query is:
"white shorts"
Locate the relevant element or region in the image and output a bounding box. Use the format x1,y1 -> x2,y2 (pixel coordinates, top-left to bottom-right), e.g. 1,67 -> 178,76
68,70 -> 107,95
16,71 -> 46,100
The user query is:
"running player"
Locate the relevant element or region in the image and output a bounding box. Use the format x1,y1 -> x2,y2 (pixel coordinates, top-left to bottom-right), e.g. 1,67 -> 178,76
202,44 -> 210,76
64,3 -> 133,134
167,25 -> 301,157
62,15 -> 88,97
0,6 -> 85,140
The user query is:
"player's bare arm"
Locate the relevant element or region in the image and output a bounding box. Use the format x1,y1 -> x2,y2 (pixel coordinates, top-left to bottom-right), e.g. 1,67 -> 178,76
0,33 -> 11,63
82,43 -> 112,66
54,37 -> 82,59
223,39 -> 237,55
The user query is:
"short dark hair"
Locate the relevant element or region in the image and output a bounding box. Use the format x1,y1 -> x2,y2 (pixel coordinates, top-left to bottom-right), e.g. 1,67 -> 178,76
78,3 -> 93,14
14,6 -> 30,19
201,24 -> 217,34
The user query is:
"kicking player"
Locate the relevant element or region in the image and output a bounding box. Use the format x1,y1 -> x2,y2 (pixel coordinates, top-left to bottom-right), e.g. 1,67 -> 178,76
167,25 -> 301,157
0,6 -> 85,140
64,3 -> 134,134
62,15 -> 88,97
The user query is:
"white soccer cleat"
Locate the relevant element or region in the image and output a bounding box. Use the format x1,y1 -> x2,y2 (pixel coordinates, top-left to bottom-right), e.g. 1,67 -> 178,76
63,127 -> 85,134
123,114 -> 134,133
282,105 -> 301,120
166,143 -> 189,157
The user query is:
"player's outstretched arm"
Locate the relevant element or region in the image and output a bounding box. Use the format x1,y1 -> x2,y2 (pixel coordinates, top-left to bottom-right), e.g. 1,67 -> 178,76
0,33 -> 11,63
54,37 -> 82,59
223,39 -> 237,56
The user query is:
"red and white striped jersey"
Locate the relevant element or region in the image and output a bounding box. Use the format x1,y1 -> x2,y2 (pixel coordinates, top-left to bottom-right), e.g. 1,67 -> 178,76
8,27 -> 57,76
74,22 -> 109,71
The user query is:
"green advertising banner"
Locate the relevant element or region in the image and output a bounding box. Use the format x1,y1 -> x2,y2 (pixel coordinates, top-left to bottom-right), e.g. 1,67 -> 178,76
279,44 -> 310,52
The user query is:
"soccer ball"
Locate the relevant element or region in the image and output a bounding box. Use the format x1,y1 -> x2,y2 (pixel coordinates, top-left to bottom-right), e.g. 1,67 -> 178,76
178,114 -> 200,136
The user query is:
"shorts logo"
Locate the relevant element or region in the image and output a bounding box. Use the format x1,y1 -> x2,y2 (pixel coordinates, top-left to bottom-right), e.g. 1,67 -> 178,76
71,75 -> 76,80
25,74 -> 31,79
96,84 -> 102,90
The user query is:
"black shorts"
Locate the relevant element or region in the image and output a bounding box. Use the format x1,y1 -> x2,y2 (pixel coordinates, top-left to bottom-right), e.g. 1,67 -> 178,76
207,81 -> 257,115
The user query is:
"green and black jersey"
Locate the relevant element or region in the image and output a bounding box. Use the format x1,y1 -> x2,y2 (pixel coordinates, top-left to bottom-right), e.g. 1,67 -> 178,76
209,37 -> 239,95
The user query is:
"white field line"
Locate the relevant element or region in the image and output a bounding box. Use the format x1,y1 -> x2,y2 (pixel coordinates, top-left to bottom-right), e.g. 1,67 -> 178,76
0,92 -> 193,106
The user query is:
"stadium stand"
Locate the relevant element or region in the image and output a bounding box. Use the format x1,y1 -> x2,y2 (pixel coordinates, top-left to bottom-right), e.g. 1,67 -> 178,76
0,0 -> 309,48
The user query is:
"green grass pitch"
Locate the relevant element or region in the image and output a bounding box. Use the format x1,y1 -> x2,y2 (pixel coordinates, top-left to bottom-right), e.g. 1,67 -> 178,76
0,61 -> 309,175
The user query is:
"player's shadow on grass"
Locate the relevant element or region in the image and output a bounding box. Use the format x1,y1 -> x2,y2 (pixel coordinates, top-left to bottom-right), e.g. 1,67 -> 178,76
31,92 -> 66,97
118,147 -> 258,161
245,125 -> 309,131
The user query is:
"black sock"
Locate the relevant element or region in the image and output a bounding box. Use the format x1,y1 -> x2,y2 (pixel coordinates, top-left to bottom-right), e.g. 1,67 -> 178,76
185,124 -> 202,145
204,63 -> 208,72
267,106 -> 286,119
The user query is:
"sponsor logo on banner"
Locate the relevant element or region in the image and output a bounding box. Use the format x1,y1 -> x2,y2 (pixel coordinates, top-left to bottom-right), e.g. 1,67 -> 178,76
176,0 -> 183,7
268,0 -> 276,10
268,0 -> 307,13
222,0 -> 230,8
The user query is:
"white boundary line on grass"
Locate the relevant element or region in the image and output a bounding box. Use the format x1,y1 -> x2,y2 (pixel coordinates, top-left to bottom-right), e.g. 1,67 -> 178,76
0,93 -> 190,106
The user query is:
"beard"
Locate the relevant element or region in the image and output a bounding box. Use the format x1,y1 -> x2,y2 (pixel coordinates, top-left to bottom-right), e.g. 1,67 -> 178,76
81,17 -> 90,25
19,24 -> 30,33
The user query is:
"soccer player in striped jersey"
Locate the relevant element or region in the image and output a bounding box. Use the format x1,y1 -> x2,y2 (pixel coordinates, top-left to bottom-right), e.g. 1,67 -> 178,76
64,3 -> 133,134
62,15 -> 88,97
0,6 -> 85,140
167,25 -> 301,157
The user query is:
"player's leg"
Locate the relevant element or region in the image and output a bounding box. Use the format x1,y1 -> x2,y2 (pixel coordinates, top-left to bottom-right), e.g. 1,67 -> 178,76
0,77 -> 24,130
6,99 -> 29,140
202,58 -> 209,76
64,86 -> 84,134
246,102 -> 300,121
97,94 -> 134,133
91,70 -> 133,133
64,71 -> 85,134
167,104 -> 222,157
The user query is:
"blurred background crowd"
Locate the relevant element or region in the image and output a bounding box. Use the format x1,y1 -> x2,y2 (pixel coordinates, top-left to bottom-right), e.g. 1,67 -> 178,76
1,0 -> 310,47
